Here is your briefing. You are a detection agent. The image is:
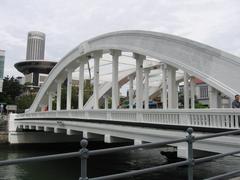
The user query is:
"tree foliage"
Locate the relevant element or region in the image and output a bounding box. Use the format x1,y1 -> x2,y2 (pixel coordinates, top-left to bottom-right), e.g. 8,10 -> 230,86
52,79 -> 93,110
0,76 -> 23,104
16,94 -> 36,113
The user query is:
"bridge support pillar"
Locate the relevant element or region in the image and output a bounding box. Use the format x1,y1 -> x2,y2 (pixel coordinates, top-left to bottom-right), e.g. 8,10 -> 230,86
161,64 -> 167,109
48,92 -> 53,111
184,72 -> 190,109
144,69 -> 150,109
104,95 -> 109,109
134,139 -> 143,145
66,69 -> 73,110
36,126 -> 44,131
167,65 -> 177,108
104,134 -> 130,143
190,77 -> 195,109
79,60 -> 85,110
54,128 -> 66,134
176,81 -> 179,109
208,86 -> 221,108
134,53 -> 145,109
111,50 -> 121,109
56,80 -> 62,111
93,52 -> 102,109
44,127 -> 54,132
83,131 -> 104,140
67,129 -> 82,136
128,74 -> 135,109
177,145 -> 188,159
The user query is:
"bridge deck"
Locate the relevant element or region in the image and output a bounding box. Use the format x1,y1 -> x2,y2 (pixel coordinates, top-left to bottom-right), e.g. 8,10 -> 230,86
15,117 -> 239,133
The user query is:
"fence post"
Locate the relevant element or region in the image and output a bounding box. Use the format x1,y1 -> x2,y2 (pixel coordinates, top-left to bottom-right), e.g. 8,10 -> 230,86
79,139 -> 89,180
187,127 -> 194,180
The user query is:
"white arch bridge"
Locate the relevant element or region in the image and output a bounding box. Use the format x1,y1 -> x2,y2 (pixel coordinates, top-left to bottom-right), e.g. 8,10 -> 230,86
9,30 -> 240,157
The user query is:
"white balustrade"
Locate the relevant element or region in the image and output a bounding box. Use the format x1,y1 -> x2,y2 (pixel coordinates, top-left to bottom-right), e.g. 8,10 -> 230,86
15,109 -> 240,129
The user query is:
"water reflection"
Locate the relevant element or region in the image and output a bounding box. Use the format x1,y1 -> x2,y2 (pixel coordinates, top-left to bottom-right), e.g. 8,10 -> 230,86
0,143 -> 239,180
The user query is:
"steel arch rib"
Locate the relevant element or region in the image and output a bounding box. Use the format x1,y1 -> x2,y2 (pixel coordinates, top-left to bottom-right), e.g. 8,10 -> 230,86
29,30 -> 240,112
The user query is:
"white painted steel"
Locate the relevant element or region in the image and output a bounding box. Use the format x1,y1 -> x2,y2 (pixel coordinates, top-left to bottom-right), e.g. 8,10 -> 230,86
56,81 -> 62,111
190,77 -> 195,109
48,93 -> 53,111
134,53 -> 145,109
15,109 -> 240,129
128,75 -> 134,109
93,53 -> 102,109
167,65 -> 177,108
161,64 -> 167,109
184,72 -> 189,109
29,30 -> 240,113
111,50 -> 121,109
10,110 -> 240,154
78,61 -> 85,110
66,70 -> 72,110
84,64 -> 159,110
144,69 -> 150,109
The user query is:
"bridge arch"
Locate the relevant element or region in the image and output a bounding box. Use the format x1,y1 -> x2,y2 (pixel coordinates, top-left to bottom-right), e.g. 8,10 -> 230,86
30,30 -> 240,112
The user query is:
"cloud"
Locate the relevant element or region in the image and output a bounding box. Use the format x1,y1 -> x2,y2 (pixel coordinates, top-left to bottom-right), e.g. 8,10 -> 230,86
0,0 -> 240,77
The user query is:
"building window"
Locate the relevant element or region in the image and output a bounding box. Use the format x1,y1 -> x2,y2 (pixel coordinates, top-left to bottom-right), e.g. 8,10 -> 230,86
200,86 -> 208,99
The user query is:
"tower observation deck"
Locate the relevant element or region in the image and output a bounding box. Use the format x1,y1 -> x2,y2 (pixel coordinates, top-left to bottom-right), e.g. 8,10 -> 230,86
15,31 -> 57,87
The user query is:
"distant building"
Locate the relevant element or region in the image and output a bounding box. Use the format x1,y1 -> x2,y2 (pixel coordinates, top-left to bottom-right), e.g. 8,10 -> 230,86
0,50 -> 5,92
16,76 -> 25,85
14,31 -> 57,88
26,31 -> 45,60
179,78 -> 230,108
194,79 -> 209,106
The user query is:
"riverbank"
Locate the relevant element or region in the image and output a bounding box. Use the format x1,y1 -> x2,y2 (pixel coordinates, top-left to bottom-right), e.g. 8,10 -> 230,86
0,132 -> 8,143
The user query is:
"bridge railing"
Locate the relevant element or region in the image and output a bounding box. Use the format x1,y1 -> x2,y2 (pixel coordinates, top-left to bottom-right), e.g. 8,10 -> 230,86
0,128 -> 240,180
1,128 -> 240,179
16,109 -> 240,129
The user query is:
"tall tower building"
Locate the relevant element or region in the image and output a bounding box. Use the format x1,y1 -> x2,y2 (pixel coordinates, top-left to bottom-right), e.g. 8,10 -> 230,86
26,31 -> 45,60
15,31 -> 56,88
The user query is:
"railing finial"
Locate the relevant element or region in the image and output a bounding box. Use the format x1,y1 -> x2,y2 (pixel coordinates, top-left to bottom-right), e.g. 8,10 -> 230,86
80,139 -> 88,148
187,127 -> 193,135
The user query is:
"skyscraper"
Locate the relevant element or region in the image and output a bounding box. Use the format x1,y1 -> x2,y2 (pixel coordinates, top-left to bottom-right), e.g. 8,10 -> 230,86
26,31 -> 45,60
15,31 -> 56,87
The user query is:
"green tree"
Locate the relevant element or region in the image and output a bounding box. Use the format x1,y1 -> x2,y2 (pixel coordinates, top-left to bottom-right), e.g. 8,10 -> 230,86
16,94 -> 36,113
0,76 -> 23,104
84,79 -> 93,104
58,79 -> 93,110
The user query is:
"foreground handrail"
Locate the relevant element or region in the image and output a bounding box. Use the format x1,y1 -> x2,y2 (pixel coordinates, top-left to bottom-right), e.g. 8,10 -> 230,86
194,129 -> 240,141
1,128 -> 240,179
89,138 -> 187,156
90,160 -> 190,180
0,138 -> 187,166
0,151 -> 81,166
91,149 -> 240,180
204,169 -> 240,180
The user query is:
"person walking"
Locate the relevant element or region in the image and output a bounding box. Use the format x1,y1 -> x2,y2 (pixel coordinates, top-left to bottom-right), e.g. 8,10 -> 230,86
232,95 -> 240,108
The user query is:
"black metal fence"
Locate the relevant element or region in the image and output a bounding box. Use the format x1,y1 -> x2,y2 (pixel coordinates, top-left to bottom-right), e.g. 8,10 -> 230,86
1,128 -> 240,180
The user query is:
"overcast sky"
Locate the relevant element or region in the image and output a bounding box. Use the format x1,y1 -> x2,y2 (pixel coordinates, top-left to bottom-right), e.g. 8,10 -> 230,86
0,0 -> 240,77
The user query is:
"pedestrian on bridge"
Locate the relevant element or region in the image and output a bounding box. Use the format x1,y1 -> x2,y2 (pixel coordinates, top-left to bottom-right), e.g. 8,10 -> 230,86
232,95 -> 240,108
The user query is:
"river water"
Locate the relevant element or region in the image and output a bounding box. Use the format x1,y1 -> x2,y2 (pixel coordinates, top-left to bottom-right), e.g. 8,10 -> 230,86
0,142 -> 240,180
